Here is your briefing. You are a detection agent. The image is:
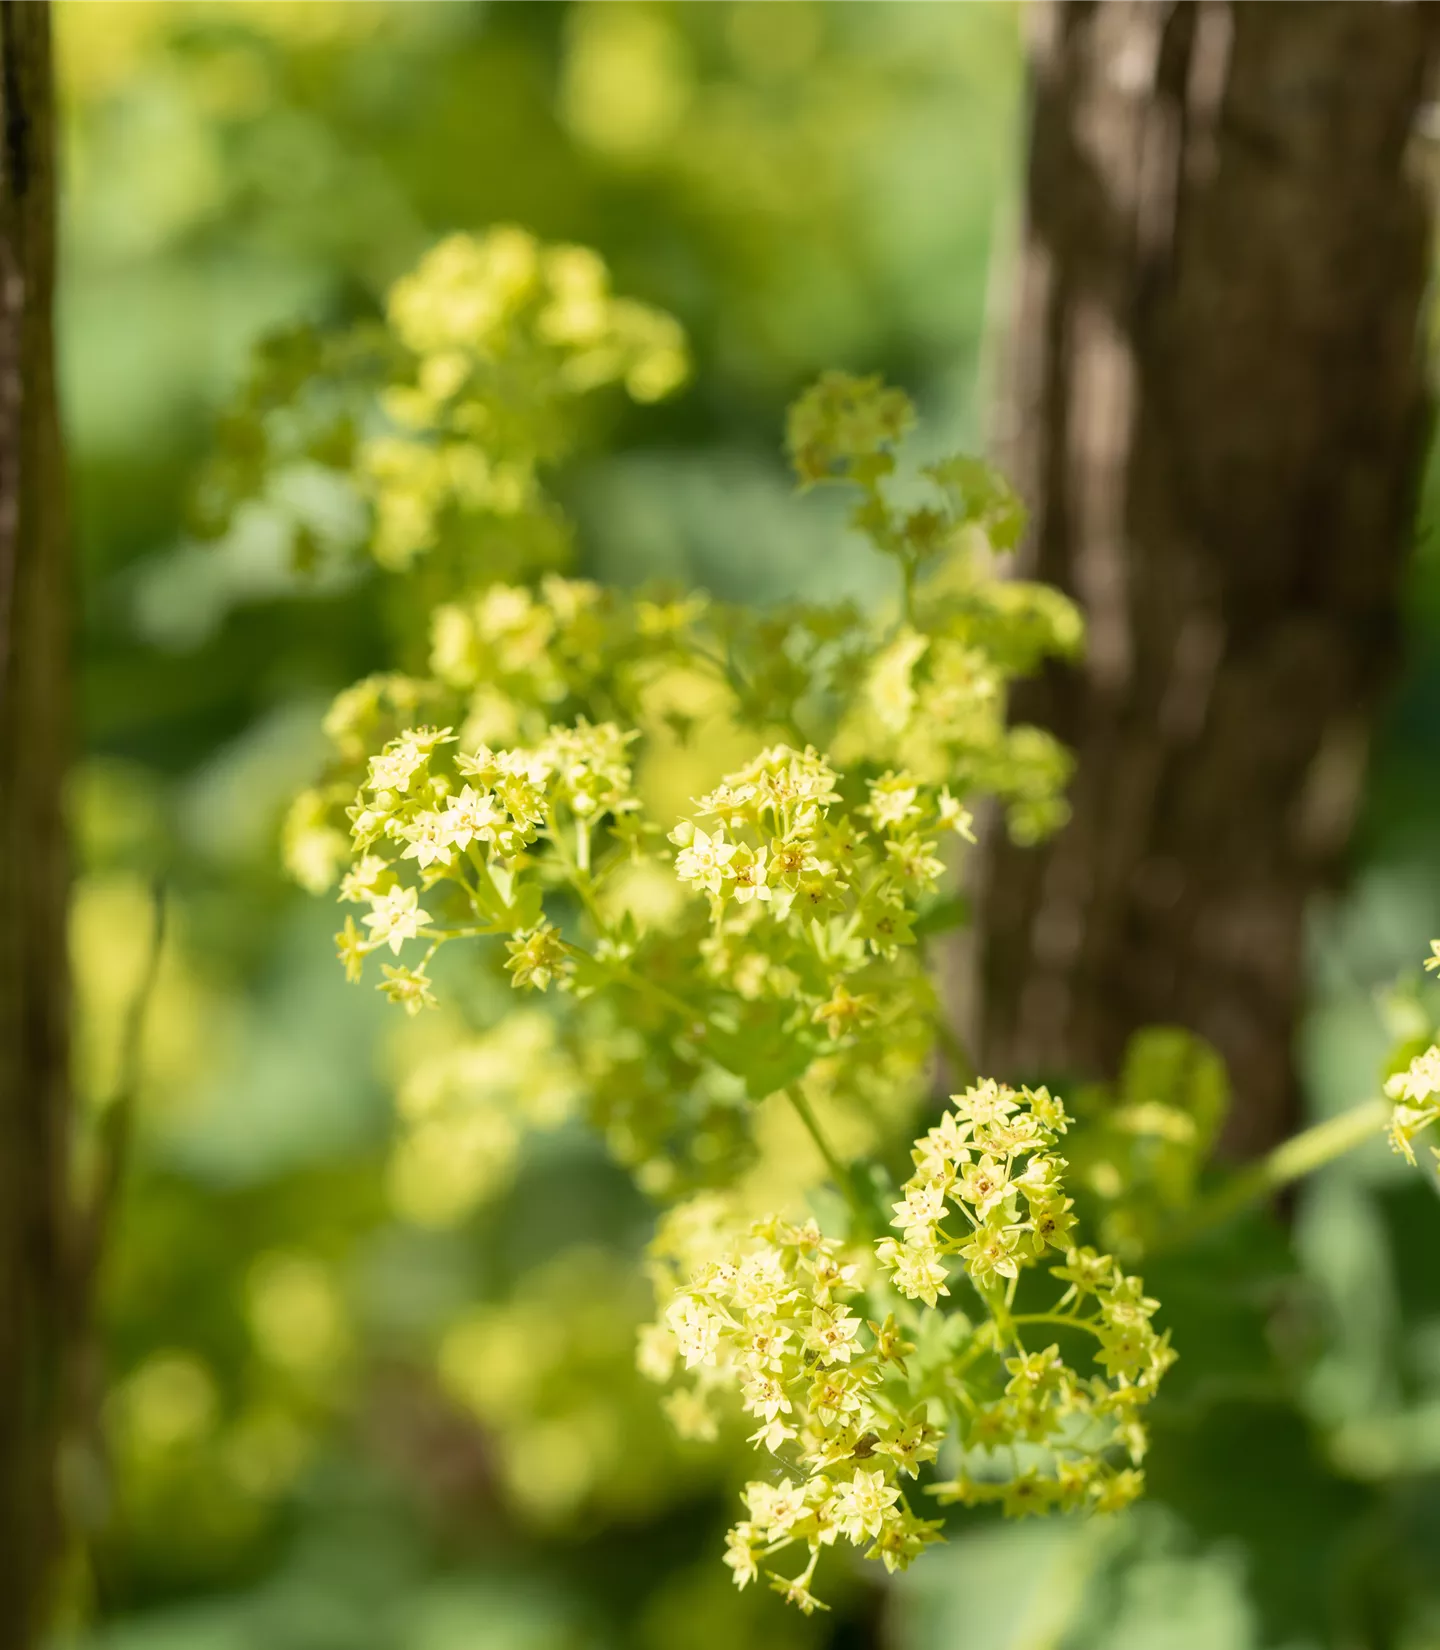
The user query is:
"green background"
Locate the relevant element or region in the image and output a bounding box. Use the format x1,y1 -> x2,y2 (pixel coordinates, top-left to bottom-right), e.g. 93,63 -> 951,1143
59,5 -> 1440,1647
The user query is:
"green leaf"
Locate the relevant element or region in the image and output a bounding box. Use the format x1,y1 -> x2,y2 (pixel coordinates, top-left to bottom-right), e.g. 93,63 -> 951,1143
1118,1026 -> 1229,1157
923,454 -> 1027,552
704,1008 -> 817,1101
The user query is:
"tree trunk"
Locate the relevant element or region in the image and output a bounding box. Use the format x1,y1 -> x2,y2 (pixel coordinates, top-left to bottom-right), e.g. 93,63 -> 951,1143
976,0 -> 1438,1158
0,3 -> 71,1642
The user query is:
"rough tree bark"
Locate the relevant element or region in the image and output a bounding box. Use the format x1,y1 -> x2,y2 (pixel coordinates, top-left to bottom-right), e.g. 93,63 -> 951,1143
0,3 -> 71,1643
976,1 -> 1439,1158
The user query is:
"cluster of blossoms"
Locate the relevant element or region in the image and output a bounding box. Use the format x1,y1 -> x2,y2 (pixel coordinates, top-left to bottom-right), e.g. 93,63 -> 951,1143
279,346 -> 1082,1136
194,227 -> 687,589
322,717 -> 985,1197
429,576 -> 608,741
238,229 -> 1204,1612
643,1214 -> 944,1614
882,1082 -> 1171,1513
332,716 -> 639,1013
640,1084 -> 1172,1613
228,225 -> 1440,1619
650,744 -> 974,1176
1387,1047 -> 1440,1170
787,373 -> 1079,843
880,1080 -> 1079,1303
1384,944 -> 1440,1173
672,745 -> 970,952
366,228 -> 688,572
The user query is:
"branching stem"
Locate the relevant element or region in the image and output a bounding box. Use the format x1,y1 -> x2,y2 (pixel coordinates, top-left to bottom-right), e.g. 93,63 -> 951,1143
1011,1311 -> 1103,1340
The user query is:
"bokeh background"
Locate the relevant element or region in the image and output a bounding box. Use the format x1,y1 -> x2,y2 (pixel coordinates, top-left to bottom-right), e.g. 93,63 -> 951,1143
60,4 -> 1440,1648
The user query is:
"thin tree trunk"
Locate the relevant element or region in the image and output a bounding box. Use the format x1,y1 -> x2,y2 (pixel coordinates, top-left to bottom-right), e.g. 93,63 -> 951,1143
0,3 -> 71,1642
976,0 -> 1438,1157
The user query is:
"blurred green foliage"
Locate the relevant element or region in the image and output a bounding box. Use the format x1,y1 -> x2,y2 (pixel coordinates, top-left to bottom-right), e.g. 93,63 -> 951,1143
57,3 -> 1440,1648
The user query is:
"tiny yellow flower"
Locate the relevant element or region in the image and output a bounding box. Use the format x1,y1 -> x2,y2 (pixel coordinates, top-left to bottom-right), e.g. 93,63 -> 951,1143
335,916 -> 369,982
363,885 -> 430,954
832,1467 -> 900,1542
378,964 -> 437,1016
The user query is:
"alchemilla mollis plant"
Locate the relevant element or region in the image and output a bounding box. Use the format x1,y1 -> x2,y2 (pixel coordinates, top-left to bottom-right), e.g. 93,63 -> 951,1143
205,226 -> 1440,1614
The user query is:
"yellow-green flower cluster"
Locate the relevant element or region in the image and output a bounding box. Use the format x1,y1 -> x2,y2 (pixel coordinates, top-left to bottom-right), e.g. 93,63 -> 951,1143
281,575 -> 701,900
185,214 -> 1229,1624
244,229 -> 1134,1608
278,351 -> 1082,1078
882,1081 -> 1171,1518
1386,1044 -> 1440,1170
430,575 -> 611,741
193,227 -> 689,586
833,625 -> 1076,845
323,717 -> 975,1192
284,674 -> 446,895
783,372 -> 1080,843
1380,942 -> 1440,1175
427,573 -> 710,752
647,1214 -> 944,1614
643,1081 -> 1173,1613
247,225 -> 1440,1615
332,716 -> 639,1007
672,745 -> 967,944
647,742 -> 972,1147
367,228 -> 686,571
277,345 -> 1110,1549
787,370 -> 916,491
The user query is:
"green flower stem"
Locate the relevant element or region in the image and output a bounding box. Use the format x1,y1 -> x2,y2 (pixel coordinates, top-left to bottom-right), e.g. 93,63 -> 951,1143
981,1282 -> 1015,1345
543,808 -> 610,934
464,845 -> 506,919
899,557 -> 917,625
1011,1312 -> 1103,1340
783,1085 -> 864,1221
1154,1095 -> 1391,1253
551,933 -> 700,1034
571,875 -> 610,935
608,958 -> 703,1026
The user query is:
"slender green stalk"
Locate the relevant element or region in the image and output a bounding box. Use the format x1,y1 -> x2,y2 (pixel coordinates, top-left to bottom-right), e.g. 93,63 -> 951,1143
1011,1311 -> 1103,1339
900,558 -> 917,624
981,1280 -> 1016,1345
783,1085 -> 858,1211
543,808 -> 610,934
612,964 -> 702,1026
464,844 -> 506,918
